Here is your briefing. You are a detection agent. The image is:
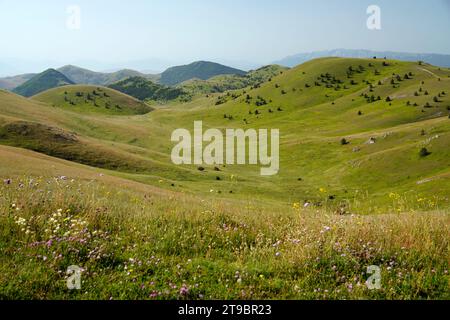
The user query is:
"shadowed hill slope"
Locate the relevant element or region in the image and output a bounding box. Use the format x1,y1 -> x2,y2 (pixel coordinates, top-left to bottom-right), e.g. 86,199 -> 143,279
12,69 -> 74,97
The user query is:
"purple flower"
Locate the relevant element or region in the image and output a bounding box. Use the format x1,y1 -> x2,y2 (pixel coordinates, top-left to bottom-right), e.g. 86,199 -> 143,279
179,284 -> 189,296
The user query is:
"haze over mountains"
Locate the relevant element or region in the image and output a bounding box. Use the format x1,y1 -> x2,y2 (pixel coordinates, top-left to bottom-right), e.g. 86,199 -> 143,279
274,49 -> 450,68
57,65 -> 156,86
0,61 -> 248,96
2,49 -> 450,99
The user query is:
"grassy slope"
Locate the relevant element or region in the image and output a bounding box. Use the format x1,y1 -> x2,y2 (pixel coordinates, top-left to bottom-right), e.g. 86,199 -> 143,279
0,57 -> 449,299
180,64 -> 289,94
32,85 -> 153,115
0,145 -> 448,299
1,57 -> 449,213
146,58 -> 450,212
108,77 -> 186,102
0,89 -> 177,176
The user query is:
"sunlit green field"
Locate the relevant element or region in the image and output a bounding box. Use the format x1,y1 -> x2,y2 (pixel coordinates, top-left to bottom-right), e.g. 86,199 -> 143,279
0,57 -> 449,299
0,158 -> 448,299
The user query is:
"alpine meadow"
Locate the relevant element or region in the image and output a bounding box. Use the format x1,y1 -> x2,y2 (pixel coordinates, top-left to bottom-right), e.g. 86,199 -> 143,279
0,1 -> 449,302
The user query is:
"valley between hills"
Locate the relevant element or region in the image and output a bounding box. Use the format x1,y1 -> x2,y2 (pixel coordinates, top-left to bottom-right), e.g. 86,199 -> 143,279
0,57 -> 449,299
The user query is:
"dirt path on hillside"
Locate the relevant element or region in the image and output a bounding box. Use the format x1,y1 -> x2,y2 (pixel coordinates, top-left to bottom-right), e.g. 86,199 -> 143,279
418,67 -> 439,78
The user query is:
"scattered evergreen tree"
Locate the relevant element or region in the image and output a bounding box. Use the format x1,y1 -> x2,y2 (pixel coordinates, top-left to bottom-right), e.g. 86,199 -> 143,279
419,148 -> 430,157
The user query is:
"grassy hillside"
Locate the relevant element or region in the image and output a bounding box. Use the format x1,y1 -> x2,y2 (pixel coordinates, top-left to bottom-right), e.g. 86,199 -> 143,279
1,58 -> 449,213
108,76 -> 187,102
32,85 -> 153,115
160,61 -> 246,86
180,64 -> 289,94
12,69 -> 74,97
0,145 -> 448,299
274,49 -> 450,68
0,89 -> 189,177
0,57 -> 449,299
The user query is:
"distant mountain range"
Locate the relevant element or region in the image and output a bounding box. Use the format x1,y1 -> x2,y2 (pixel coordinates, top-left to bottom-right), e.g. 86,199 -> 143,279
0,73 -> 36,91
57,65 -> 155,85
12,69 -> 74,97
1,61 -> 248,95
274,49 -> 450,68
4,50 -> 450,97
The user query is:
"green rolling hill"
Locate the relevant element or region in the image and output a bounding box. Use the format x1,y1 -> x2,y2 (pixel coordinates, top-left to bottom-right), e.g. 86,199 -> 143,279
1,57 -> 449,300
1,57 -> 449,212
12,69 -> 74,97
180,64 -> 289,94
108,76 -> 187,102
159,61 -> 246,86
32,85 -> 153,115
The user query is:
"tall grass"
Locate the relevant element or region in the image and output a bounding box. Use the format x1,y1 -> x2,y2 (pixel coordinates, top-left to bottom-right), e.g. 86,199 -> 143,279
0,176 -> 448,299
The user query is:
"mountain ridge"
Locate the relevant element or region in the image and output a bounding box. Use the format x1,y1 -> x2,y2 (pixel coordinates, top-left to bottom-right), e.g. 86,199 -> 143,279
12,69 -> 74,97
274,49 -> 450,68
160,61 -> 246,86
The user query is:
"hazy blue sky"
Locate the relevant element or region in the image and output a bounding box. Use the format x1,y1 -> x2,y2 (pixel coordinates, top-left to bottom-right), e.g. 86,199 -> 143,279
0,0 -> 449,75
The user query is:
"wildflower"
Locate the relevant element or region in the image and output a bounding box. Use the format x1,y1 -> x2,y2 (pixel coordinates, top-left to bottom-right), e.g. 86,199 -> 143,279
15,217 -> 26,226
179,284 -> 189,296
319,188 -> 326,193
292,202 -> 301,210
389,192 -> 400,199
275,252 -> 281,257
